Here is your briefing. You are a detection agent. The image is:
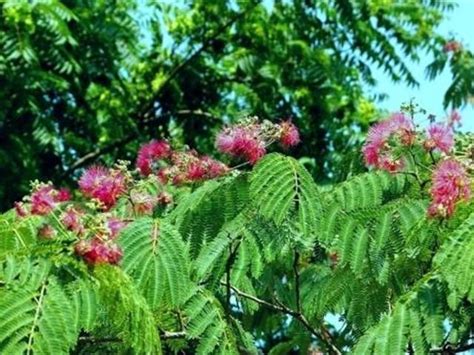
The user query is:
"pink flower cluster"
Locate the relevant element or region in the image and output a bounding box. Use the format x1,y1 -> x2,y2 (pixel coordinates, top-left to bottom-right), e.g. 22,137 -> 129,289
216,119 -> 300,165
135,139 -> 229,185
74,218 -> 127,265
75,238 -> 123,265
136,140 -> 171,176
443,40 -> 462,53
424,123 -> 454,154
79,166 -> 126,210
447,110 -> 462,128
15,184 -> 71,217
157,151 -> 229,185
130,191 -> 157,215
362,113 -> 415,173
61,206 -> 85,235
428,159 -> 471,218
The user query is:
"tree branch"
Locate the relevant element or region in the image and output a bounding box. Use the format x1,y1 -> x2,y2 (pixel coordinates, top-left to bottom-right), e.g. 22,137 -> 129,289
77,330 -> 186,346
430,341 -> 474,354
62,110 -> 219,177
226,283 -> 342,355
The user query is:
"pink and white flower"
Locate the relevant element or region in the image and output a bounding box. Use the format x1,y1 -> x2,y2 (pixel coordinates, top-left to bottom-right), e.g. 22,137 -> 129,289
424,123 -> 454,154
428,159 -> 471,218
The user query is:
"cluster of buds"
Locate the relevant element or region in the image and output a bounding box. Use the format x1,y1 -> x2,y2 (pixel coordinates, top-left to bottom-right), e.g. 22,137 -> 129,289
363,110 -> 472,218
13,116 -> 302,268
136,140 -> 229,185
157,151 -> 229,185
216,117 -> 300,164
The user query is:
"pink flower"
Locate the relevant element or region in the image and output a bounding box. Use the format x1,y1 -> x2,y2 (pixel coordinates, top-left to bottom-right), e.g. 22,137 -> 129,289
30,185 -> 57,215
38,224 -> 57,240
428,159 -> 471,218
424,123 -> 454,154
186,161 -> 207,181
279,121 -> 300,148
136,140 -> 171,176
107,218 -> 128,239
157,191 -> 173,205
443,40 -> 462,53
79,166 -> 126,210
74,238 -> 123,265
56,188 -> 71,202
216,126 -> 266,164
201,156 -> 229,178
379,156 -> 404,173
362,113 -> 414,172
157,167 -> 172,184
61,207 -> 84,234
14,202 -> 28,217
130,191 -> 156,215
447,110 -> 461,127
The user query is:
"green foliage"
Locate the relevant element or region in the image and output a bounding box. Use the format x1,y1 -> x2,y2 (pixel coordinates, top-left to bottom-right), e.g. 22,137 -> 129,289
1,149 -> 474,353
435,212 -> 474,301
250,153 -> 321,239
119,217 -> 190,308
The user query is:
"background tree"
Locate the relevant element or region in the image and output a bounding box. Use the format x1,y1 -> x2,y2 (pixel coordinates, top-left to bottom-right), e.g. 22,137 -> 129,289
1,0 -> 473,211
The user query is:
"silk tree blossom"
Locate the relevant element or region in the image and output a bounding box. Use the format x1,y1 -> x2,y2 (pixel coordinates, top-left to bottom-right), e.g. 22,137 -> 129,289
79,166 -> 126,210
136,140 -> 171,176
428,159 -> 471,218
38,224 -> 57,240
216,126 -> 266,164
74,238 -> 123,265
443,40 -> 462,53
216,118 -> 301,164
157,151 -> 228,185
130,191 -> 157,215
30,184 -> 71,215
447,110 -> 462,127
14,202 -> 28,217
157,191 -> 173,205
61,207 -> 84,235
107,218 -> 128,239
424,123 -> 454,154
362,112 -> 415,172
279,120 -> 300,148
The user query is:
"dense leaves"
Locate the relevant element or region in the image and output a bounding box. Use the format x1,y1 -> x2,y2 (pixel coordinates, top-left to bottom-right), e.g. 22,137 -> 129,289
1,112 -> 473,353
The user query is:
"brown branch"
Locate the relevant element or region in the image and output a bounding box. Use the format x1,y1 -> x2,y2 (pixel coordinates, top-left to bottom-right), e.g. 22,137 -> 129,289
430,342 -> 474,354
62,110 -> 219,177
77,330 -> 186,345
227,283 -> 342,355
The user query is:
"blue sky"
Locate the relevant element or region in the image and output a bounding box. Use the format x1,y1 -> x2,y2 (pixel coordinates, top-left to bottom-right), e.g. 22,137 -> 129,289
370,0 -> 473,132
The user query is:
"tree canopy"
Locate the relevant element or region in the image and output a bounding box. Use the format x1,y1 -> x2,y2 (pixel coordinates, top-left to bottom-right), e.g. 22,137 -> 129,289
0,111 -> 473,354
2,0 -> 473,210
